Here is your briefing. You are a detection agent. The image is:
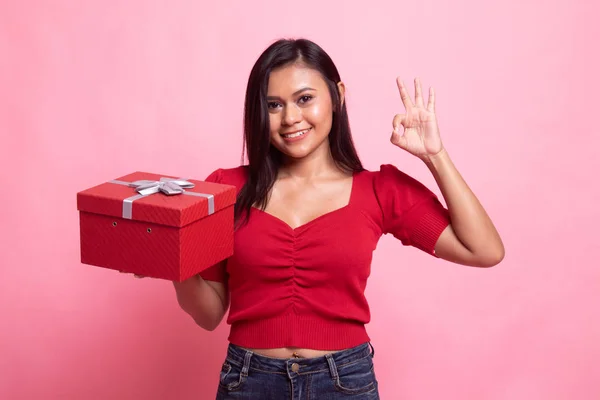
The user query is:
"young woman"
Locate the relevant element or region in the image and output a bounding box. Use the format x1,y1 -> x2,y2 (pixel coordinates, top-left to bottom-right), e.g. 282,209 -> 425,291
172,38 -> 504,399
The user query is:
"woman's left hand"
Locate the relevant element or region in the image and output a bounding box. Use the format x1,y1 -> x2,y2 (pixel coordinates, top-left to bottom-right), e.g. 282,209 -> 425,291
390,77 -> 444,161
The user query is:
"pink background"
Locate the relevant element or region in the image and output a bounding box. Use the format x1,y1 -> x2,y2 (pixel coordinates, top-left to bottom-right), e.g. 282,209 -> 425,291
1,0 -> 598,399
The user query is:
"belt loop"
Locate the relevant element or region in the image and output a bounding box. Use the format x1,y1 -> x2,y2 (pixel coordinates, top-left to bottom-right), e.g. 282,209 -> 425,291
325,353 -> 339,381
241,350 -> 253,377
368,342 -> 375,358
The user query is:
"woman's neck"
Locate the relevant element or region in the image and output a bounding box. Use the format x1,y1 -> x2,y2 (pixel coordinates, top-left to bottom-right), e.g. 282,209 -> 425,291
278,143 -> 340,180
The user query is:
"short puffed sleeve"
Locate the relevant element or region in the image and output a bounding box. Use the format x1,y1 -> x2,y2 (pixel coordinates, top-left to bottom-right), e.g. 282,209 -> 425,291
204,168 -> 223,185
197,168 -> 228,283
374,164 -> 450,256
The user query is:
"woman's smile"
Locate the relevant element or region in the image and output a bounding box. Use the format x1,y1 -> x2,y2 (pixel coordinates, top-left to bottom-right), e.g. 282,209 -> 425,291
281,127 -> 312,142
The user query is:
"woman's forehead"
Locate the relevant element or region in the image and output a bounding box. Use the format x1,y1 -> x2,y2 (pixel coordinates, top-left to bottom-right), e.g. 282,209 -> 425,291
268,65 -> 326,95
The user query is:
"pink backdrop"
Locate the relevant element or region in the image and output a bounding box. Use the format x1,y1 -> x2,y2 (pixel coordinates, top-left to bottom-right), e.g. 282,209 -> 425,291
2,0 -> 598,399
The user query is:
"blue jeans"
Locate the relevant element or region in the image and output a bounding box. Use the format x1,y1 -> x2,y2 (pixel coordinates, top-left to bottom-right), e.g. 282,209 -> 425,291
215,342 -> 380,399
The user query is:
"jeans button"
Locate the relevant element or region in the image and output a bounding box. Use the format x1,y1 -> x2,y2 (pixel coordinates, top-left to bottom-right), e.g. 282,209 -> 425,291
291,363 -> 300,372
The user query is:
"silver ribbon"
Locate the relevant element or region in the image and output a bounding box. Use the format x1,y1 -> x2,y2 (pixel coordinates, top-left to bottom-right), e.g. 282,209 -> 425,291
128,178 -> 195,196
109,177 -> 214,220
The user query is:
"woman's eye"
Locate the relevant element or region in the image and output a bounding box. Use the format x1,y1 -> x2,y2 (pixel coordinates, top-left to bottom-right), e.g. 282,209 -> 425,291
267,102 -> 280,109
299,95 -> 313,104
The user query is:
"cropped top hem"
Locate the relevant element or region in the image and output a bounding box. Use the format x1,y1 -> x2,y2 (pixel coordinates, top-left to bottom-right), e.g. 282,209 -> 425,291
228,314 -> 370,351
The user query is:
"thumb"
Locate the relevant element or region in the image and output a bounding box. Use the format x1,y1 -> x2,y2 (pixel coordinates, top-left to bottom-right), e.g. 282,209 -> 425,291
390,129 -> 408,149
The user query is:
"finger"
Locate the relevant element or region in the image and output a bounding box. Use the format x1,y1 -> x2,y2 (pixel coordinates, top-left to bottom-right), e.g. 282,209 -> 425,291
414,77 -> 424,107
392,114 -> 406,133
427,86 -> 435,112
396,77 -> 414,110
119,270 -> 145,278
390,130 -> 408,149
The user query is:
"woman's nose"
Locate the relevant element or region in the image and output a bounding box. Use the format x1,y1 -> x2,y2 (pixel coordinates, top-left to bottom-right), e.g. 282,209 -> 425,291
282,104 -> 302,126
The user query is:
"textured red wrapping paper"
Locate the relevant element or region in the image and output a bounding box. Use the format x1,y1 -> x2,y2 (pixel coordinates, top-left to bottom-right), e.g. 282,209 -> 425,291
76,171 -> 236,281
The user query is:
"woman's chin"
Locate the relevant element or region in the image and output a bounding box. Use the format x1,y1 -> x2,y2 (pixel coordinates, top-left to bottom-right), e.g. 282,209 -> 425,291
274,138 -> 330,161
273,143 -> 311,159
281,149 -> 313,160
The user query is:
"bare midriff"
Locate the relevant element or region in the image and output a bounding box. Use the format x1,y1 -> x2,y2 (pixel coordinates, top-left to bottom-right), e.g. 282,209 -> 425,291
242,347 -> 344,359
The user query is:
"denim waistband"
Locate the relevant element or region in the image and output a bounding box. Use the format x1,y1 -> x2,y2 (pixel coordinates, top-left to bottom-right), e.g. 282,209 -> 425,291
224,342 -> 374,374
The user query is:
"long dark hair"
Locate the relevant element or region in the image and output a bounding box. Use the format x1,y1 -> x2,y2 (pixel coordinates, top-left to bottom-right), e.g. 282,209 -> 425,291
236,38 -> 364,225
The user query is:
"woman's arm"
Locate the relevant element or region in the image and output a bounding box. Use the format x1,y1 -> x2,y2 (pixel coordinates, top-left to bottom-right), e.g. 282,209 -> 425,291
425,149 -> 504,267
172,260 -> 229,330
390,77 -> 504,267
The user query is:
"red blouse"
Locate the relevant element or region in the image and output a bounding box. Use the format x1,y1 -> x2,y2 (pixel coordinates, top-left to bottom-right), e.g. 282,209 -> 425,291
200,164 -> 450,350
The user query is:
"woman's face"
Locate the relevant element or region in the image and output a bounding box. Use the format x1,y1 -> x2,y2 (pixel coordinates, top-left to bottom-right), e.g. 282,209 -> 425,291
266,64 -> 341,161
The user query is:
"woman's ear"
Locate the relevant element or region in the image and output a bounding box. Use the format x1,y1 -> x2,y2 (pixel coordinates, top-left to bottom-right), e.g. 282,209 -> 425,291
337,81 -> 346,108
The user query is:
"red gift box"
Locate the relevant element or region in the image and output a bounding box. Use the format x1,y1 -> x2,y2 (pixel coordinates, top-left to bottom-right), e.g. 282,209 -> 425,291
76,171 -> 236,281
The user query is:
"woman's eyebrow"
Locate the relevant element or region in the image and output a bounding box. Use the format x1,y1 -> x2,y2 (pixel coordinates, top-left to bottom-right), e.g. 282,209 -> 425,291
267,87 -> 316,100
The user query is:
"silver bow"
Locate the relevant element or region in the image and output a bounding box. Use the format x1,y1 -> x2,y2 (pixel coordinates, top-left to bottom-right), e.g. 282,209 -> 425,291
128,178 -> 195,196
109,176 -> 214,220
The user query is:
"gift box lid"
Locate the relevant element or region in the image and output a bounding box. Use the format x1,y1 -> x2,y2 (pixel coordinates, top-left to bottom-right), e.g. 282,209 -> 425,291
77,171 -> 236,227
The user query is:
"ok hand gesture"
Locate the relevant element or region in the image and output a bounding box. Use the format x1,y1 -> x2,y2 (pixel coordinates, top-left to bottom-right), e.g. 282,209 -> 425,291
390,77 -> 444,161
